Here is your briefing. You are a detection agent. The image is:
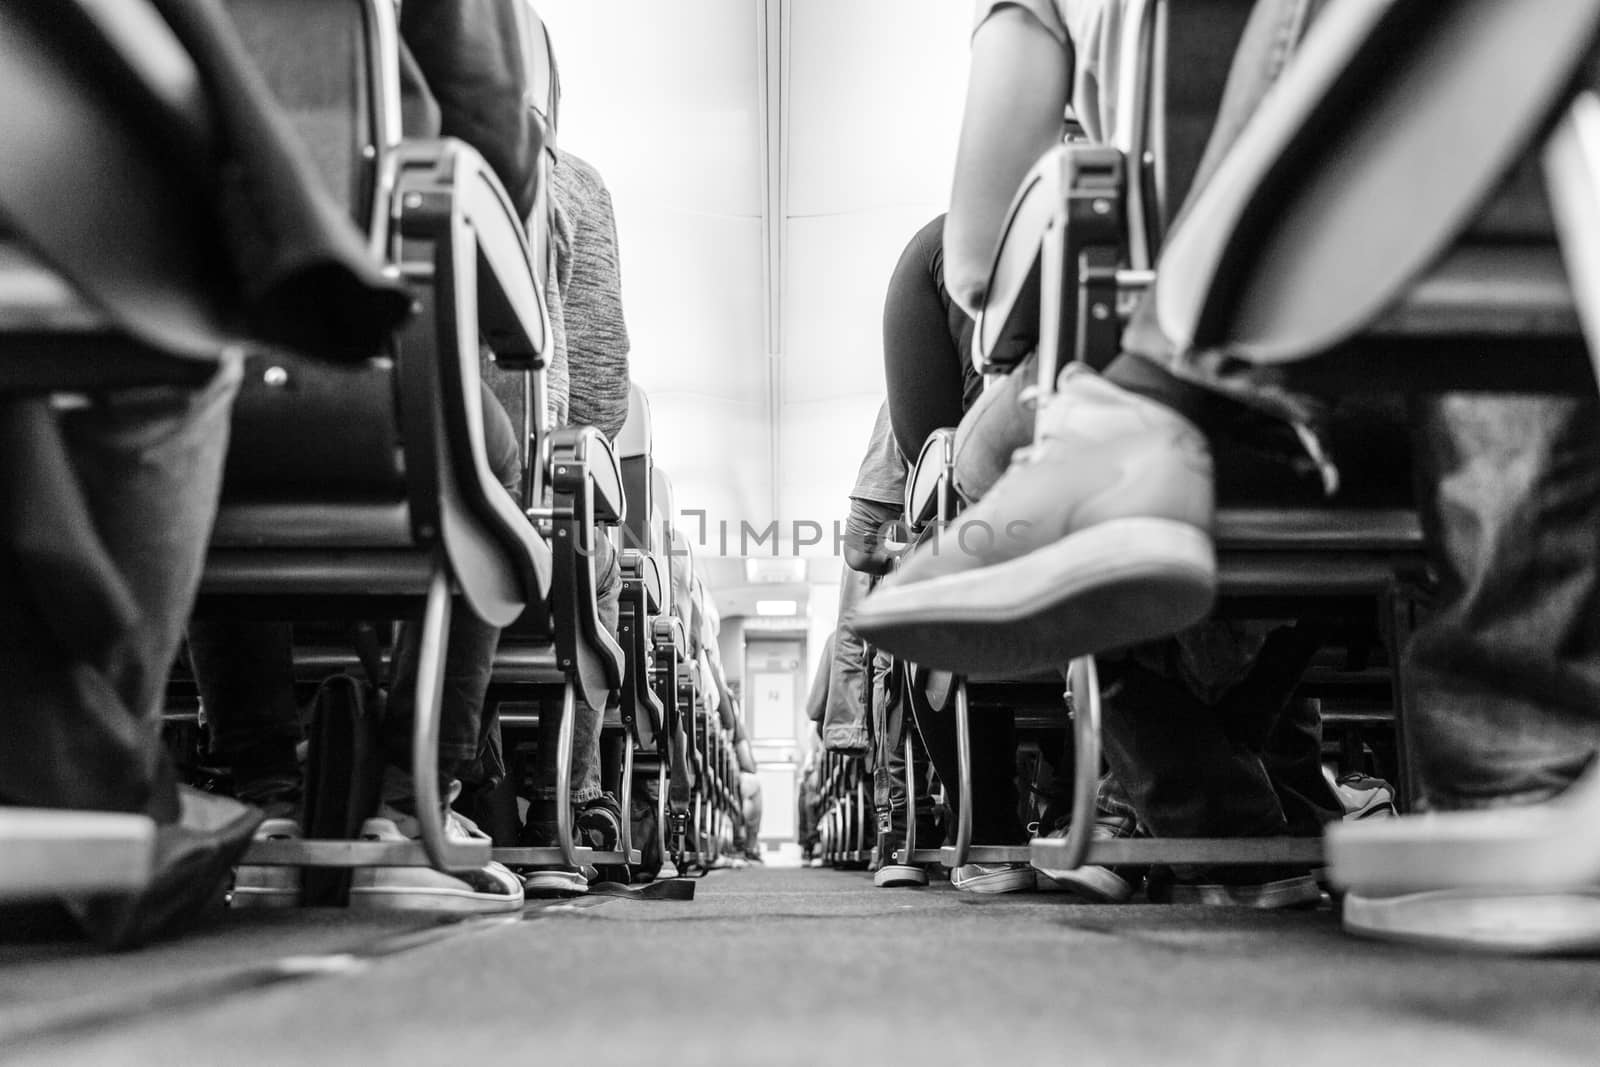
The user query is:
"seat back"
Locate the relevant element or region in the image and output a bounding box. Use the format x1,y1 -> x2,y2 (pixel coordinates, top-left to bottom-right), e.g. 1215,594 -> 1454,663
225,0 -> 390,237
210,0 -> 402,513
1143,0 -> 1258,250
652,466 -> 677,561
203,0 -> 549,626
1154,0 -> 1600,366
616,384 -> 655,553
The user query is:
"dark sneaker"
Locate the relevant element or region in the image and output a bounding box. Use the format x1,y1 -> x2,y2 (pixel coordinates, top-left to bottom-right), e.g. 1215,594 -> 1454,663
518,815 -> 588,898
67,788 -> 263,949
851,365 -> 1216,676
872,831 -> 928,888
574,793 -> 623,852
1148,864 -> 1324,909
1033,811 -> 1139,902
577,793 -> 629,886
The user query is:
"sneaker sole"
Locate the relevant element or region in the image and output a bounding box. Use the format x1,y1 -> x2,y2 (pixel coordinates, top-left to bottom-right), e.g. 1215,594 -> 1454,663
522,869 -> 589,898
874,864 -> 930,889
1344,889 -> 1600,954
230,885 -> 303,909
1035,864 -> 1133,903
855,519 -> 1215,675
346,886 -> 523,914
952,869 -> 1037,894
1164,874 -> 1323,909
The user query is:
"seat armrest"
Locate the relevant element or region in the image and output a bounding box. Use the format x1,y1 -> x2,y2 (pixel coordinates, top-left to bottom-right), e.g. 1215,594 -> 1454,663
974,143 -> 1126,374
905,428 -> 955,529
654,616 -> 687,659
551,424 -> 625,525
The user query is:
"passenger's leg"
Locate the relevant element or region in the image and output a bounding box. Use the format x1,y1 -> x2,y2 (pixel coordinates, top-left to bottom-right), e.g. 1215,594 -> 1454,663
522,495 -> 622,889
1340,395 -> 1600,951
571,536 -> 623,855
0,358 -> 263,945
740,772 -> 763,861
1406,394 -> 1600,810
882,215 -> 981,461
1210,622 -> 1344,834
906,676 -> 1034,892
353,382 -> 521,911
1098,644 -> 1321,908
186,621 -> 303,817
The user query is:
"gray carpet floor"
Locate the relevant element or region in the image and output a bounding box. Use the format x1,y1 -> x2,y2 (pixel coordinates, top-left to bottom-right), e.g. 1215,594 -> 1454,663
6,866 -> 1600,1065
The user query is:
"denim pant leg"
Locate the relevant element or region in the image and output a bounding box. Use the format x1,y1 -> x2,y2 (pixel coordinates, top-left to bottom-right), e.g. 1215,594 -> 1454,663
1210,623 -> 1343,834
381,382 -> 521,786
1099,650 -> 1287,839
1407,394 -> 1600,810
0,357 -> 241,820
185,619 -> 303,806
871,650 -> 911,830
1118,0 -> 1332,430
186,622 -> 301,756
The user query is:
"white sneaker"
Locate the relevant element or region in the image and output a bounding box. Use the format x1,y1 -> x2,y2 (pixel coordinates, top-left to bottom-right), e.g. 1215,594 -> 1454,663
951,862 -> 1036,894
349,792 -> 523,914
1344,888 -> 1600,954
1331,771 -> 1398,821
231,818 -> 304,909
1032,813 -> 1138,902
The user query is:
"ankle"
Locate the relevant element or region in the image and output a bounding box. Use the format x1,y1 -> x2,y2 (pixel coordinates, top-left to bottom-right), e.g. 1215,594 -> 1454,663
1102,354 -> 1221,434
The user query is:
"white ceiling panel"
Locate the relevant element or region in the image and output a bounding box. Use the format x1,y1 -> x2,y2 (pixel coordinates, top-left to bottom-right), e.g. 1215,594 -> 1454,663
619,209 -> 766,406
651,395 -> 770,547
785,0 -> 972,216
536,0 -> 764,218
780,207 -> 943,404
523,1 -> 973,585
776,393 -> 890,549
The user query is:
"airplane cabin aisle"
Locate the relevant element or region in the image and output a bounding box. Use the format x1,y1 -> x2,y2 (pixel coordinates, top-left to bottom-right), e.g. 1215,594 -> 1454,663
6,866 -> 1600,1066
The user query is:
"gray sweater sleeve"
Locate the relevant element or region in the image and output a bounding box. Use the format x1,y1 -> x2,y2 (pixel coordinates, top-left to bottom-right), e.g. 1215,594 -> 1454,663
552,150 -> 631,439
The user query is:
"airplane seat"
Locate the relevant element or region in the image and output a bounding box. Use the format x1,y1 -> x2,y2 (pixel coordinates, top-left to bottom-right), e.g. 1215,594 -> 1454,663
0,0 -> 529,892
1033,0 -> 1600,878
616,384 -> 655,552
613,386 -> 665,745
1112,0 -> 1600,897
198,0 -> 562,876
1147,0 -> 1259,243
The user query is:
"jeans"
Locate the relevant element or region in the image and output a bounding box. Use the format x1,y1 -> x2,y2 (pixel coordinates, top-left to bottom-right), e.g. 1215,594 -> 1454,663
823,569 -> 874,754
870,656 -> 926,830
1119,0 -> 1332,430
529,531 -> 619,804
1406,395 -> 1600,810
1,357 -> 242,822
1100,621 -> 1340,839
190,381 -> 522,799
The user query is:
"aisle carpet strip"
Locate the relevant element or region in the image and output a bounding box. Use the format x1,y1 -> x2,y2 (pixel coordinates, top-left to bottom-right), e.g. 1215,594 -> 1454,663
3,900 -> 600,1054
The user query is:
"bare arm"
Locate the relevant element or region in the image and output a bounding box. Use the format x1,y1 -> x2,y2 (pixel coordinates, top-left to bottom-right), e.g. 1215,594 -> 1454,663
944,6 -> 1073,318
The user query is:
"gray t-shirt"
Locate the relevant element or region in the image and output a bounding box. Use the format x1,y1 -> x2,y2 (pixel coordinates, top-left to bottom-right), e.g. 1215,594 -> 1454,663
850,402 -> 907,508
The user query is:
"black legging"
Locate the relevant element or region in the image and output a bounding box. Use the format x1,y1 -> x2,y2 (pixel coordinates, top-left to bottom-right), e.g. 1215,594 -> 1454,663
881,214 -> 982,462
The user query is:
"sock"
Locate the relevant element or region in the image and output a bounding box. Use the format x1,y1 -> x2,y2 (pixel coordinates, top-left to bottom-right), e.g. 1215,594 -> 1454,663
1103,353 -> 1227,434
